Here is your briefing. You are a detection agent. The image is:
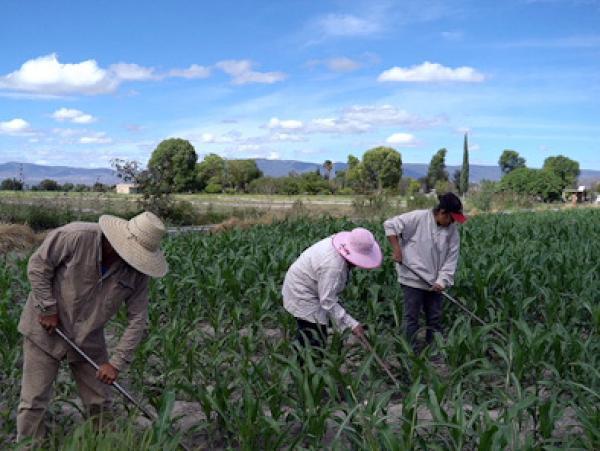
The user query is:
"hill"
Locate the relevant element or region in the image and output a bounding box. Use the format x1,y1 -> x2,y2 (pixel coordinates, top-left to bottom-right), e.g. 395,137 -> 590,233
1,160 -> 598,186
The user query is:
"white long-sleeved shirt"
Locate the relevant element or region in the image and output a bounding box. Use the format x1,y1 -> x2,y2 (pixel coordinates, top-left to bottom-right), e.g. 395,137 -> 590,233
282,237 -> 358,331
383,209 -> 460,290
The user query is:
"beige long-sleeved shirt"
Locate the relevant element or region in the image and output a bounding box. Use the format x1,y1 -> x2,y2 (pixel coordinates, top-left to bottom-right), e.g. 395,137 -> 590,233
282,237 -> 358,331
383,209 -> 460,290
18,222 -> 150,371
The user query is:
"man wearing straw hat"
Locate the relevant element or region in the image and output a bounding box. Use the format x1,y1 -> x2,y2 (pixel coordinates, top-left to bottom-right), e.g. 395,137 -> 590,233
282,228 -> 383,358
16,211 -> 168,443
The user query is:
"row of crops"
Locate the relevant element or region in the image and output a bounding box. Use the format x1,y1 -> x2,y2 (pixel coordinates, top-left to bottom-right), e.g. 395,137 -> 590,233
1,209 -> 599,449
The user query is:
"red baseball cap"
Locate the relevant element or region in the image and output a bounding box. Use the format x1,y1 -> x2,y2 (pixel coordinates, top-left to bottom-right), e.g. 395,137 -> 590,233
450,212 -> 467,224
439,192 -> 468,224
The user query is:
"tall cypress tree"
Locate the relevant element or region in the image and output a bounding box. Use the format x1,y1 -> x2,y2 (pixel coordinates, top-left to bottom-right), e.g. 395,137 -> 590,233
460,133 -> 469,195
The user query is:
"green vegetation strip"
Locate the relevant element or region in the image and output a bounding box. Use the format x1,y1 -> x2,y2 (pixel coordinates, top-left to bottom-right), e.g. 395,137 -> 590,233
1,209 -> 598,449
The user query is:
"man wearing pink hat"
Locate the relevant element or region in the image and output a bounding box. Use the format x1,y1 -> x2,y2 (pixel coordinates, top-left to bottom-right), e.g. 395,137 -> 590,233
282,228 -> 383,357
384,192 -> 466,351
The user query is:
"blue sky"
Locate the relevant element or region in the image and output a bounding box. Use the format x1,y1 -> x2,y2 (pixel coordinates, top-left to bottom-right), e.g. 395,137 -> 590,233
1,0 -> 599,170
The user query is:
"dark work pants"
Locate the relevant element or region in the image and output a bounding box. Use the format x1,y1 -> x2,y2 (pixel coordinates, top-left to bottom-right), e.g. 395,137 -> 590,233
402,284 -> 443,348
294,318 -> 328,364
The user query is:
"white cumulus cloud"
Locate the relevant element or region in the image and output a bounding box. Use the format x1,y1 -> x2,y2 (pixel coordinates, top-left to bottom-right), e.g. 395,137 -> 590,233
316,14 -> 382,37
0,54 -> 215,96
109,63 -> 156,81
216,60 -> 286,85
267,117 -> 304,130
79,132 -> 112,144
386,132 -> 417,146
52,108 -> 96,124
168,64 -> 211,79
0,54 -> 116,95
378,61 -> 485,83
0,118 -> 31,135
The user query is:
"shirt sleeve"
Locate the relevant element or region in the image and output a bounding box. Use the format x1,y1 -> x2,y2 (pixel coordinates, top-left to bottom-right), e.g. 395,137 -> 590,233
316,265 -> 358,331
383,211 -> 418,238
27,228 -> 75,316
109,276 -> 150,371
435,229 -> 460,289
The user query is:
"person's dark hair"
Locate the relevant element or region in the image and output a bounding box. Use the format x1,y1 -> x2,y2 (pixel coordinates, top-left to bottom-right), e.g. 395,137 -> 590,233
434,192 -> 463,214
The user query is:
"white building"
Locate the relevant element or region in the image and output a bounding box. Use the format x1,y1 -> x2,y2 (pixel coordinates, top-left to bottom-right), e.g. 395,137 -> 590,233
115,183 -> 138,194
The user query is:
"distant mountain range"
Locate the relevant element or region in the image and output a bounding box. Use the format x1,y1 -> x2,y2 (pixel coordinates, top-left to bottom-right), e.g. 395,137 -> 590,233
254,159 -> 600,185
0,162 -> 121,186
1,160 -> 599,187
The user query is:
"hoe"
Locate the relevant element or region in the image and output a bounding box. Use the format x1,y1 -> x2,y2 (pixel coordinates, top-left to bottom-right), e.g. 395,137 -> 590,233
400,262 -> 505,341
54,327 -> 191,451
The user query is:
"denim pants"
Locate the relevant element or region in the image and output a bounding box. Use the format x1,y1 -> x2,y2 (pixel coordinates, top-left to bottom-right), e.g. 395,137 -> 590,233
402,285 -> 443,348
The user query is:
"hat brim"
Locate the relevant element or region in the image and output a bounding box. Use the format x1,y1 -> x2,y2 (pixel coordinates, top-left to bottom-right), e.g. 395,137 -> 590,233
99,215 -> 168,278
332,232 -> 382,269
450,212 -> 467,224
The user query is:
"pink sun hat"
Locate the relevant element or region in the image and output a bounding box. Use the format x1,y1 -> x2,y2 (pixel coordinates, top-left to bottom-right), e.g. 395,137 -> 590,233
332,228 -> 383,269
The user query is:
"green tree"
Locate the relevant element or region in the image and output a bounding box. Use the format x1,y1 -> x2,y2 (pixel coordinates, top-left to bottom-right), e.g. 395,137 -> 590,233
346,154 -> 366,193
0,178 -> 23,190
322,160 -> 333,180
148,138 -> 198,193
334,170 -> 346,189
426,148 -> 448,191
460,133 -> 469,195
92,182 -> 110,192
542,155 -> 580,189
499,149 -> 526,175
38,179 -> 60,191
299,172 -> 331,194
362,146 -> 403,192
196,154 -> 226,192
452,169 -> 461,191
500,167 -> 563,201
227,159 -> 262,192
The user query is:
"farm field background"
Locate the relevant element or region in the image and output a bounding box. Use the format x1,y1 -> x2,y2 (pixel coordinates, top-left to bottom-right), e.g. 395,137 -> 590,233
1,208 -> 599,449
0,190 -> 589,232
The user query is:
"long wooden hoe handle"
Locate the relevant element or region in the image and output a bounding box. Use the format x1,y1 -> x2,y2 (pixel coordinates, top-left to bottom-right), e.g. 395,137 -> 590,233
55,328 -> 191,451
358,334 -> 400,388
399,262 -> 505,340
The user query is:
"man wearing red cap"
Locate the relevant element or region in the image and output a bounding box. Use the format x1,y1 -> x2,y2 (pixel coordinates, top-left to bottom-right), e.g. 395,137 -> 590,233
282,228 -> 383,359
384,192 -> 466,351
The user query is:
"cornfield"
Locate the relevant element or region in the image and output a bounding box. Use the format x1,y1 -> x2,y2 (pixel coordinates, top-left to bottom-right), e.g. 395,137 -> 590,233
1,209 -> 598,449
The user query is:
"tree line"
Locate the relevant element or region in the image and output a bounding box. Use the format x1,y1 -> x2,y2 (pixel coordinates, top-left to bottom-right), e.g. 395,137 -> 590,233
0,178 -> 113,192
0,136 -> 587,201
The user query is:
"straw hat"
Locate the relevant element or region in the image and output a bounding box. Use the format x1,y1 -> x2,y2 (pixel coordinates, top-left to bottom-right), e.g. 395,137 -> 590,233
332,228 -> 382,269
99,212 -> 168,278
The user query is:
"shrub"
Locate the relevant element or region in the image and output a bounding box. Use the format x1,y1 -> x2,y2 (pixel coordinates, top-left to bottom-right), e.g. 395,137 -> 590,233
470,180 -> 497,212
204,183 -> 223,194
407,193 -> 437,210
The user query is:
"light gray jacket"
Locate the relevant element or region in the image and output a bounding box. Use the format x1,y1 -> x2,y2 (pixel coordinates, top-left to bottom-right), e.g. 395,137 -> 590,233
282,237 -> 358,331
383,209 -> 460,290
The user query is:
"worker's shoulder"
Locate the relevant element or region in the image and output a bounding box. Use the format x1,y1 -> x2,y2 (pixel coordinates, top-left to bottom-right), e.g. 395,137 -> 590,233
54,222 -> 100,240
400,208 -> 430,221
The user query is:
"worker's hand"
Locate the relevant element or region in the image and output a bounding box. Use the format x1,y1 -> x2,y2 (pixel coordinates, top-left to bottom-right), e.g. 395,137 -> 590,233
392,247 -> 402,263
97,363 -> 119,384
39,314 -> 59,334
352,324 -> 366,338
431,283 -> 444,292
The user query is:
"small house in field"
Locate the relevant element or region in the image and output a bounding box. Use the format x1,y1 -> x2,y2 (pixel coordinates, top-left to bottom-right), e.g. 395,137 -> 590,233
562,185 -> 590,203
116,183 -> 139,194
